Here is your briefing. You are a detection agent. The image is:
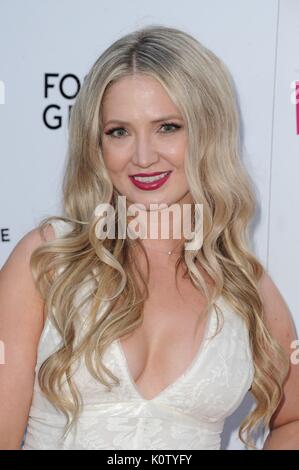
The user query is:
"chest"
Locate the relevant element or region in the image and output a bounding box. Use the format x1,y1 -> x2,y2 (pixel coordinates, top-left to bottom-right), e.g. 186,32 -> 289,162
118,264 -> 211,399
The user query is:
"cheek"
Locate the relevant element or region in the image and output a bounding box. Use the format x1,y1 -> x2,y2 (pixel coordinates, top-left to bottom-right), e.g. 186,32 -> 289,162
102,146 -> 128,173
161,137 -> 187,165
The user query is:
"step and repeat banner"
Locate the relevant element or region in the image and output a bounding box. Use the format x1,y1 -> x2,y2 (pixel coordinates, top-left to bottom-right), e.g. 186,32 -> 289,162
0,0 -> 298,450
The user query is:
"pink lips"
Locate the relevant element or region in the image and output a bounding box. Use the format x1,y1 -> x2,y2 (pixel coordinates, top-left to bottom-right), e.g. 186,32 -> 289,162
129,171 -> 171,191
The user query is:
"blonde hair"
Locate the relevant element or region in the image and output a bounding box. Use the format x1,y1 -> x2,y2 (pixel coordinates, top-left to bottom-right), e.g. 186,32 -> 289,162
30,24 -> 289,449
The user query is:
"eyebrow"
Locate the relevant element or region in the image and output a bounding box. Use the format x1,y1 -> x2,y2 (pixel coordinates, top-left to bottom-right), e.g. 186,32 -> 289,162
104,115 -> 183,126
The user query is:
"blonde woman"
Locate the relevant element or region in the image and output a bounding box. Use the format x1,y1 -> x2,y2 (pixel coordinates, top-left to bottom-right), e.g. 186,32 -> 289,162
1,25 -> 298,451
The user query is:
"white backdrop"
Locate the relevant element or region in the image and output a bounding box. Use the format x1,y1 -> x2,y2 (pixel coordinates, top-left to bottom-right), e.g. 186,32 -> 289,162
0,0 -> 298,450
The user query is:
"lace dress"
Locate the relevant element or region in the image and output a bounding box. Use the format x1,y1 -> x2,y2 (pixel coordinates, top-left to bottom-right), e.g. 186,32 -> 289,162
22,219 -> 254,450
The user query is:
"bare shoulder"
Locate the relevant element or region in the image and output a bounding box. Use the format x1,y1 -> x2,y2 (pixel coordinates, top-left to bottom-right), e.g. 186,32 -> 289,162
257,270 -> 297,348
2,223 -> 55,270
0,223 -> 57,330
257,269 -> 299,430
0,222 -> 56,449
21,222 -> 56,251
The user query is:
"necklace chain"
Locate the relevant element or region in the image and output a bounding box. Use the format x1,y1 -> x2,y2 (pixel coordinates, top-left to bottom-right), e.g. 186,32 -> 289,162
133,238 -> 184,255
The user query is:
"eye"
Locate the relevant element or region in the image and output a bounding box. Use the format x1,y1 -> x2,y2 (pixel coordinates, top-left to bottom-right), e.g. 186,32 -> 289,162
160,122 -> 182,133
105,127 -> 127,139
104,122 -> 182,139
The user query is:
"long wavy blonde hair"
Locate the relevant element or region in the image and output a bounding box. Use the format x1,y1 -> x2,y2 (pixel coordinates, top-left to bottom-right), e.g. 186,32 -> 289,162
30,24 -> 289,449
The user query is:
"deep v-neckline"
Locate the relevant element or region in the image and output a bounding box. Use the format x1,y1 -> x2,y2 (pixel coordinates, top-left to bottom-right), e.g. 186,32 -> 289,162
114,299 -> 219,402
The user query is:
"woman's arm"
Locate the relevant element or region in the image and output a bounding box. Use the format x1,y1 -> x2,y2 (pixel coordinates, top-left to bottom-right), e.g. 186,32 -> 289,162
257,271 -> 299,450
0,226 -> 53,449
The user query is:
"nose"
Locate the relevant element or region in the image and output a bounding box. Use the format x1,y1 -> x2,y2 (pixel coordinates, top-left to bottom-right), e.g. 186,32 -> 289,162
131,132 -> 160,168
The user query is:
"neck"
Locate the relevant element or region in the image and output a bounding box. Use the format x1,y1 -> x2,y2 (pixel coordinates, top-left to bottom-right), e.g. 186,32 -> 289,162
126,192 -> 194,254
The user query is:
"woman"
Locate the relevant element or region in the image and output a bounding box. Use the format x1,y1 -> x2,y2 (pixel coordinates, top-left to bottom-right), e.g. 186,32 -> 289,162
1,25 -> 298,450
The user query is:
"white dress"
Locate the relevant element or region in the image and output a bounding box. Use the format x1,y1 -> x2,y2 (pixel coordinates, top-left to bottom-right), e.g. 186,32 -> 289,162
22,219 -> 254,450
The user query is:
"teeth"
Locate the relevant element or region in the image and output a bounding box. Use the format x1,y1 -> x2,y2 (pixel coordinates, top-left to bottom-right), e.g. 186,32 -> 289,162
133,172 -> 169,183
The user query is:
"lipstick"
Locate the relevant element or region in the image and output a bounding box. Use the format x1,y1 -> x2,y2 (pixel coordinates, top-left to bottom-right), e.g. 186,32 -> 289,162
129,171 -> 171,191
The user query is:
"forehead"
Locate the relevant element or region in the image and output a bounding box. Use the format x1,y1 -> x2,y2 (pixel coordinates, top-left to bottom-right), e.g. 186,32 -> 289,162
101,74 -> 180,119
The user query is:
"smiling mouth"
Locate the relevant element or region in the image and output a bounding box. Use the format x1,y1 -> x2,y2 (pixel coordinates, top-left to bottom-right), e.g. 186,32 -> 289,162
129,171 -> 172,190
130,171 -> 171,182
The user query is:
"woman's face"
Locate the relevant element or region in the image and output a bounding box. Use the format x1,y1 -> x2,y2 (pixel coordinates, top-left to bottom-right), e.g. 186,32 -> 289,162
100,73 -> 192,210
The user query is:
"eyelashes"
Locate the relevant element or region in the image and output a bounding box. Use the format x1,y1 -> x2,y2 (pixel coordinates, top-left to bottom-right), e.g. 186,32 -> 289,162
104,122 -> 182,139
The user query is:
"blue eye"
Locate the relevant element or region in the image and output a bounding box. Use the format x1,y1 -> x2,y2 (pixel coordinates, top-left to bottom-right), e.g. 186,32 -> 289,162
160,122 -> 181,133
105,127 -> 127,138
105,122 -> 182,139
